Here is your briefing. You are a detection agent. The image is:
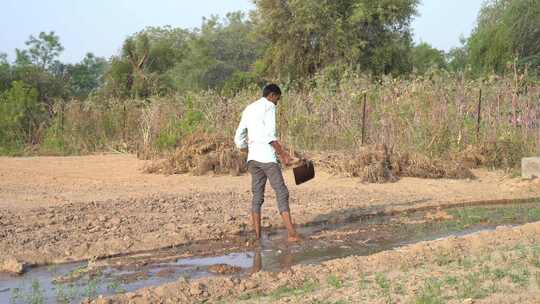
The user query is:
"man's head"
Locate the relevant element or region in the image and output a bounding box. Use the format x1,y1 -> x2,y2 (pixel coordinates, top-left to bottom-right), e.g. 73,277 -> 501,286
263,84 -> 282,104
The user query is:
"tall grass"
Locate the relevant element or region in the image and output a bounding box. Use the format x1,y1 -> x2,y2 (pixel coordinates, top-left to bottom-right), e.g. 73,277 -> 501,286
17,70 -> 540,168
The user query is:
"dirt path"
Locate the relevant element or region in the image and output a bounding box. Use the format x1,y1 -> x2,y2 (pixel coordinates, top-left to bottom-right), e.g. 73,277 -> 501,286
1,155 -> 540,269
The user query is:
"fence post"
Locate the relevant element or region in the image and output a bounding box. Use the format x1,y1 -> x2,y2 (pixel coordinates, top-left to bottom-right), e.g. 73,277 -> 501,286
60,100 -> 65,134
123,101 -> 127,143
361,92 -> 367,146
476,88 -> 482,142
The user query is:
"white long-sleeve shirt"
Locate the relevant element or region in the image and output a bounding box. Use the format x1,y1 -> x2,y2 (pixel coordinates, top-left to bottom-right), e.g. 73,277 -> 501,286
234,97 -> 278,163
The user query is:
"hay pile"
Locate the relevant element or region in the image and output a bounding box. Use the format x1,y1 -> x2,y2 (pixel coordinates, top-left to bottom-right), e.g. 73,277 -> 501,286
144,133 -> 247,176
316,144 -> 475,183
453,142 -> 524,169
398,152 -> 475,179
316,144 -> 399,183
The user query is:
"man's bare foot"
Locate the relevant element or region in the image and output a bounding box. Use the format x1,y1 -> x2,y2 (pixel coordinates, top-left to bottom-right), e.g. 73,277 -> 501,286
287,234 -> 302,243
247,236 -> 261,247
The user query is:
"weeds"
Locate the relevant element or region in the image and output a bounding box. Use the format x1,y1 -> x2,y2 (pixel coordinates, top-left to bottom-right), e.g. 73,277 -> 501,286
493,268 -> 509,280
358,273 -> 370,290
443,275 -> 458,287
415,278 -> 444,304
10,279 -> 45,304
84,278 -> 98,299
10,287 -> 22,304
374,273 -> 392,301
327,275 -> 344,289
106,280 -> 126,293
268,285 -> 295,301
459,272 -> 489,299
509,268 -> 531,287
393,281 -> 406,295
434,252 -> 454,266
299,279 -> 319,293
313,300 -> 349,304
3,73 -> 538,174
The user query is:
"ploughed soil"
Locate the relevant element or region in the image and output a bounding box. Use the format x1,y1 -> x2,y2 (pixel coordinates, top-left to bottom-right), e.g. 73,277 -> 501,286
1,154 -> 538,266
1,154 -> 540,303
96,222 -> 540,304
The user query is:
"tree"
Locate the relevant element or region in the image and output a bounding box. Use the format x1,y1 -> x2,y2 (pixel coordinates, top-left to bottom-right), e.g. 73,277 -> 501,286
252,0 -> 419,80
0,53 -> 11,93
67,53 -> 108,98
10,32 -> 68,116
467,0 -> 540,74
22,31 -> 64,70
0,81 -> 43,149
169,12 -> 261,92
446,37 -> 469,73
104,26 -> 190,97
410,42 -> 446,74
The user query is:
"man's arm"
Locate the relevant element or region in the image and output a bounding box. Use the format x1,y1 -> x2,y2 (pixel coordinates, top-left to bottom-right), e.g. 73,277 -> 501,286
234,112 -> 248,150
271,141 -> 291,166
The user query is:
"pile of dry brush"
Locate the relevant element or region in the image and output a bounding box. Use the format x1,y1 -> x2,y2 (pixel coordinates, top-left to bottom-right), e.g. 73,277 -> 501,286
315,144 -> 476,183
144,133 -> 519,183
143,132 -> 247,176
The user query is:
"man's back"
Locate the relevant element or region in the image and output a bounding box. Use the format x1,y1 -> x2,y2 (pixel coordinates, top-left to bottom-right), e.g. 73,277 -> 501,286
234,97 -> 278,164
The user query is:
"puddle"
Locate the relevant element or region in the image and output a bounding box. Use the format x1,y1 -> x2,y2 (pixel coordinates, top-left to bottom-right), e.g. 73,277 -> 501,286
2,201 -> 540,303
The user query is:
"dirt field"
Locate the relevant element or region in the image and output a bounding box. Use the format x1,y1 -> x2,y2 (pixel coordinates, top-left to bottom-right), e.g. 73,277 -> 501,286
97,222 -> 540,304
1,154 -> 540,303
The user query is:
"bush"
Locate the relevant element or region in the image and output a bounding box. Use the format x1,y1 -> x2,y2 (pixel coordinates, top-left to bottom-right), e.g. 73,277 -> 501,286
0,81 -> 43,153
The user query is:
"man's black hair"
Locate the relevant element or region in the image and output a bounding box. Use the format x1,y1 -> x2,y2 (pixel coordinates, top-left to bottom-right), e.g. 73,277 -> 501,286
263,84 -> 282,97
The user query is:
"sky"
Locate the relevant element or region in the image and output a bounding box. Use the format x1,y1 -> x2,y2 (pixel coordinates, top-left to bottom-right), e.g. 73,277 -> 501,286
0,0 -> 484,63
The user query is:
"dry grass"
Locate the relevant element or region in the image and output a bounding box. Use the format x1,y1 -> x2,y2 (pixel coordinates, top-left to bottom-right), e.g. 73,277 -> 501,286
31,72 -> 539,172
143,132 -> 247,176
315,144 -> 475,183
453,141 -> 525,169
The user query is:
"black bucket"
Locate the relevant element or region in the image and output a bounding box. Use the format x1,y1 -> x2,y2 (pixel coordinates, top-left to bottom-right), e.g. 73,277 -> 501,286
293,160 -> 315,185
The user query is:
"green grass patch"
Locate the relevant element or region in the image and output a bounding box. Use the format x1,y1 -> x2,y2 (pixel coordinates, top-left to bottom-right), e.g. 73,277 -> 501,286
268,285 -> 295,301
415,278 -> 444,304
509,268 -> 531,287
327,275 -> 344,289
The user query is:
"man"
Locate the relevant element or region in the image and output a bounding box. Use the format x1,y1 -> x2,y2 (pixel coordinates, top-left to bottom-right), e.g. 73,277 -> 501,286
234,84 -> 302,242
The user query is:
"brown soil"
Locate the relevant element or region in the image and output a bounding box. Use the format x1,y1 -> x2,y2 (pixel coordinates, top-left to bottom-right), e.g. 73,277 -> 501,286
92,222 -> 540,304
1,154 -> 539,270
2,154 -> 540,303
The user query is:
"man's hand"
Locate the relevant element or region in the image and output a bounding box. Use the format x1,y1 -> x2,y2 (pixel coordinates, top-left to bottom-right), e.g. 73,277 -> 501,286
279,151 -> 292,166
270,141 -> 292,166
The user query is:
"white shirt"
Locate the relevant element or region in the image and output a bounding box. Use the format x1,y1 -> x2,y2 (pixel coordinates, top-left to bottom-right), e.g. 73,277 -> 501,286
234,97 -> 278,163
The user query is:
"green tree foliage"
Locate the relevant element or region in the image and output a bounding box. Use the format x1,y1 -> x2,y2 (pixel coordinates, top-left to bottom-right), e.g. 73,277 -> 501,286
67,53 -> 108,98
105,14 -> 259,96
169,12 -> 261,92
446,37 -> 469,73
411,42 -> 446,74
11,32 -> 67,115
104,26 -> 190,98
253,0 -> 419,80
0,81 -> 43,151
468,0 -> 540,74
0,53 -> 11,93
17,31 -> 64,70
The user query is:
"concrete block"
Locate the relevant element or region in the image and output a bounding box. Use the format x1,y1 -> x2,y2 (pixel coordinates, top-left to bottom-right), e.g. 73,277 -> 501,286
522,157 -> 540,179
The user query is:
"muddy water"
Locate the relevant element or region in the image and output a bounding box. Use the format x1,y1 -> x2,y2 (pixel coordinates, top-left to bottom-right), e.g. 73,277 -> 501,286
2,202 -> 539,303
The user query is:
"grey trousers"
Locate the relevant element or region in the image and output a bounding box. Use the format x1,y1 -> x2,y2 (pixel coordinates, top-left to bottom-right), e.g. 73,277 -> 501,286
247,160 -> 290,214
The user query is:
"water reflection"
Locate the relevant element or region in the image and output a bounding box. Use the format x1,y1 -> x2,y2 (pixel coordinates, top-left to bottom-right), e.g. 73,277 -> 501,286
251,245 -> 295,275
